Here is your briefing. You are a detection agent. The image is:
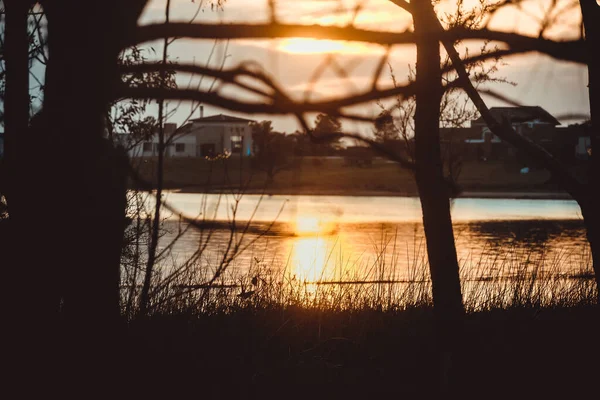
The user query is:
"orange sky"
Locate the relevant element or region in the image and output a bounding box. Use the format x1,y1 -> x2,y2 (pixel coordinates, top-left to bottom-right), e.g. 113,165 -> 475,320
136,0 -> 590,134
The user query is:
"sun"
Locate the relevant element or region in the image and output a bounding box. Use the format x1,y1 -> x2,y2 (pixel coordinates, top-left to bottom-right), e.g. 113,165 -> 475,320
278,38 -> 365,54
295,216 -> 323,235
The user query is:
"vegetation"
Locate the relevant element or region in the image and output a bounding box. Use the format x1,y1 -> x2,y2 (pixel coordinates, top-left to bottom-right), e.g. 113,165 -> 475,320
119,241 -> 597,398
133,157 -> 564,196
249,120 -> 297,184
1,0 -> 598,397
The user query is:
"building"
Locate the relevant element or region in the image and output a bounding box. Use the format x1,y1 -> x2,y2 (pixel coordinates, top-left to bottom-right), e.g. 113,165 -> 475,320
569,120 -> 592,160
187,112 -> 254,157
120,123 -> 196,158
471,106 -> 561,137
440,106 -> 589,163
122,109 -> 255,158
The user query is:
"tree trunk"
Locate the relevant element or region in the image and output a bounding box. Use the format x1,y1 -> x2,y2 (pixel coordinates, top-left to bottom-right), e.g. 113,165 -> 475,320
413,0 -> 465,393
39,1 -> 129,326
1,0 -> 43,394
580,0 -> 600,301
5,0 -> 144,393
140,2 -> 171,316
3,0 -> 33,297
580,204 -> 600,300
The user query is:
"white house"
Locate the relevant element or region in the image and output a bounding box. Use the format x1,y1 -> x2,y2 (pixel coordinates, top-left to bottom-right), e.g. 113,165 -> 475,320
119,123 -> 196,158
121,110 -> 255,158
187,111 -> 254,157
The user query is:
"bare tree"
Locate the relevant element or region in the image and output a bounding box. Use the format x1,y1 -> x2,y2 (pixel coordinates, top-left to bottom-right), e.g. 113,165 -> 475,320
411,1 -> 464,392
402,0 -> 600,301
250,120 -> 295,184
1,0 -> 596,394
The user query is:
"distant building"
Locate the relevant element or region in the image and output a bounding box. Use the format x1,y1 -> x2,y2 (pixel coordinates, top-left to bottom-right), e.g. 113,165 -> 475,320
118,123 -> 192,158
471,106 -> 561,136
121,109 -> 255,158
187,112 -> 254,157
569,120 -> 592,160
440,106 -> 589,163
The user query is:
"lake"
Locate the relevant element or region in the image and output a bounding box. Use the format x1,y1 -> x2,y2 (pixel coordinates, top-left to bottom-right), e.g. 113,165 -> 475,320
143,193 -> 590,294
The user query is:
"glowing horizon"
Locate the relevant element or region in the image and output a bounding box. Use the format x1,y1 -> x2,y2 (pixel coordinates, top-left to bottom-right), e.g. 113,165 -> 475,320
277,38 -> 376,54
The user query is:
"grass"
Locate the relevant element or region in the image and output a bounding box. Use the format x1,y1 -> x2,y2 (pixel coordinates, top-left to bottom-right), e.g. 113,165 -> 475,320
131,156 -> 570,196
121,279 -> 599,398
135,242 -> 597,316
124,216 -> 595,316
115,228 -> 599,398
114,194 -> 599,398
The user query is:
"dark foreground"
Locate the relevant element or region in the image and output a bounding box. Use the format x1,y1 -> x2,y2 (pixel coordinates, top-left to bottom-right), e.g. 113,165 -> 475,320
18,305 -> 599,399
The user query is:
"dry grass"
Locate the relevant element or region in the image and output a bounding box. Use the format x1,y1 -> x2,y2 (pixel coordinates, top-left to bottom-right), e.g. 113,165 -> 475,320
116,208 -> 599,398
132,157 -> 565,195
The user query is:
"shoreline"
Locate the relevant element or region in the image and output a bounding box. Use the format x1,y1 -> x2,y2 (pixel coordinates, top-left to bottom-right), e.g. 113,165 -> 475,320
162,187 -> 574,200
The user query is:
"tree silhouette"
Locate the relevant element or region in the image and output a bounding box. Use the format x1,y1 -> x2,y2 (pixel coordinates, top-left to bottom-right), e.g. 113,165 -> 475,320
312,113 -> 343,155
250,120 -> 294,183
1,0 -> 597,395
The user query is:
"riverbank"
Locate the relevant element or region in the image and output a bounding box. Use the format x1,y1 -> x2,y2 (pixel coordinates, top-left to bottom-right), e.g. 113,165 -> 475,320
133,157 -> 578,200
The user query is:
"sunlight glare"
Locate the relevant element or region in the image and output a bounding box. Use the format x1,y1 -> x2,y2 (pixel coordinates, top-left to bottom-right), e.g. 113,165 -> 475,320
278,38 -> 369,54
290,237 -> 330,284
295,216 -> 324,235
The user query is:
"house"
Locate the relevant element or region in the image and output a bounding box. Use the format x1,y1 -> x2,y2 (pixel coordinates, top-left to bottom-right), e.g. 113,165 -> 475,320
187,111 -> 254,157
471,106 -> 561,137
568,120 -> 592,160
118,123 -> 196,158
440,106 -> 587,163
121,109 -> 255,158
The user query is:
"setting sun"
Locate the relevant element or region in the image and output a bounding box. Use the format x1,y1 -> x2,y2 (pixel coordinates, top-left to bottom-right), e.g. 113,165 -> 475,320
295,216 -> 323,235
278,38 -> 370,54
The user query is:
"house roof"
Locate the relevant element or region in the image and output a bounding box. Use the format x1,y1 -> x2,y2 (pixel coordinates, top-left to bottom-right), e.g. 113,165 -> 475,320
190,114 -> 255,124
471,106 -> 560,126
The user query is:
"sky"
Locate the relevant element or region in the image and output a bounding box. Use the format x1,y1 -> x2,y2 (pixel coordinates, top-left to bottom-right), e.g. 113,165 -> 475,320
134,0 -> 591,135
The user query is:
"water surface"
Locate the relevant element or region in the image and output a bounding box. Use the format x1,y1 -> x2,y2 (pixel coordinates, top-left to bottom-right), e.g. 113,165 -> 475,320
148,194 -> 589,287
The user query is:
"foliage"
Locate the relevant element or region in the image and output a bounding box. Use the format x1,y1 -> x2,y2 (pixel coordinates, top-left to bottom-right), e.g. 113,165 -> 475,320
250,120 -> 296,182
313,113 -> 342,136
108,46 -> 177,145
373,110 -> 399,143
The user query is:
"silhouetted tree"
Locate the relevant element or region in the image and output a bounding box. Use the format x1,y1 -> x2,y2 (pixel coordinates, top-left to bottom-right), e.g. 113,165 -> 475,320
411,1 -> 464,393
2,0 -> 145,394
374,109 -> 399,143
250,120 -> 295,183
415,0 -> 600,301
312,113 -> 343,155
2,0 -> 597,395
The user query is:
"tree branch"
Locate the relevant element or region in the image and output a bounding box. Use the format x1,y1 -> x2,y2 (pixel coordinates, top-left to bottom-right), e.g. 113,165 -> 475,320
130,22 -> 587,64
406,2 -> 587,201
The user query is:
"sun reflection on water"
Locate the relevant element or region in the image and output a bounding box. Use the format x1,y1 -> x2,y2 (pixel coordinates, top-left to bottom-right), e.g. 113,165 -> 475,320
286,214 -> 353,295
294,216 -> 323,236
290,236 -> 331,283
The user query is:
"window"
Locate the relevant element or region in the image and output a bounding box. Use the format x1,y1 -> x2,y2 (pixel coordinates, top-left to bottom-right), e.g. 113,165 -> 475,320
231,135 -> 243,153
175,143 -> 185,153
143,142 -> 152,152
